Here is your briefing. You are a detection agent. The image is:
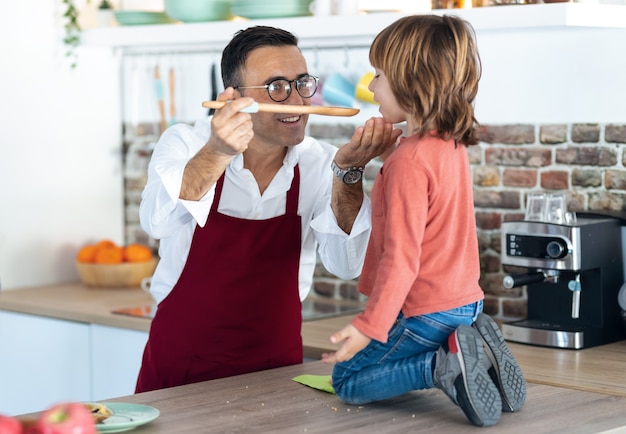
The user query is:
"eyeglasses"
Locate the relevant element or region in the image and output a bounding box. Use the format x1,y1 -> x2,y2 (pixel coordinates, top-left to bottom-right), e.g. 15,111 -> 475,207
235,75 -> 319,103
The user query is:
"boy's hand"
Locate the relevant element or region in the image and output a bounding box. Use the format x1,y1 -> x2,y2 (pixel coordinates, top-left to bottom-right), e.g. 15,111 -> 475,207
321,324 -> 371,363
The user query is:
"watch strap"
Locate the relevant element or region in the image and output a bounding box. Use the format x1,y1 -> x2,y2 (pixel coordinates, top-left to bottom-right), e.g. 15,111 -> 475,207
331,160 -> 364,184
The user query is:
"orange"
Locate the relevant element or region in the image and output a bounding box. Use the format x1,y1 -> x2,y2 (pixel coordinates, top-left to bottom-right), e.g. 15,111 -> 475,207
94,245 -> 124,264
76,245 -> 98,263
123,244 -> 153,262
95,239 -> 117,250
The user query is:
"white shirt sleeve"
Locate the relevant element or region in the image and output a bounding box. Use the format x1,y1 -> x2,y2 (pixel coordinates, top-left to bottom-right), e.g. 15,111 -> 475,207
310,193 -> 372,280
139,121 -> 215,239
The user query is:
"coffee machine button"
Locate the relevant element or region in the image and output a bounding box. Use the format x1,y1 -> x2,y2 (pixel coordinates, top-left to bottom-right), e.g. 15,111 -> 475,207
546,240 -> 567,259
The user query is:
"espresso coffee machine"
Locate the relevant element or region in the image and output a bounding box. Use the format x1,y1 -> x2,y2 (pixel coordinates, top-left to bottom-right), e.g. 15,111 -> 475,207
501,213 -> 626,349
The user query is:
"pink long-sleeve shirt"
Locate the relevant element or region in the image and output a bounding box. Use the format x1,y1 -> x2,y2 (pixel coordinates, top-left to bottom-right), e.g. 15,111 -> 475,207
352,133 -> 484,343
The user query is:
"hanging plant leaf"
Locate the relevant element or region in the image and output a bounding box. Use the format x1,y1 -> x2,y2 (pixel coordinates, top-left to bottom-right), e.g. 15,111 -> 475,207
62,0 -> 90,68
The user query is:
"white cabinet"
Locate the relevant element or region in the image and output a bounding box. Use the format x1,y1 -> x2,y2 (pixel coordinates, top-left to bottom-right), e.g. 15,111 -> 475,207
0,312 -> 149,416
90,324 -> 148,401
0,311 -> 91,416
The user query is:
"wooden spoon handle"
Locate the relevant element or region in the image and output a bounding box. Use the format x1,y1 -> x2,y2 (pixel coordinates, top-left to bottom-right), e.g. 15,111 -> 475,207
169,67 -> 175,118
201,100 -> 360,117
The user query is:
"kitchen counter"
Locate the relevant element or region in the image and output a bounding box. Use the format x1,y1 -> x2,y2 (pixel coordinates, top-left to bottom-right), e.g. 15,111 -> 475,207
25,361 -> 626,433
2,283 -> 626,398
0,282 -> 363,358
0,283 -> 154,332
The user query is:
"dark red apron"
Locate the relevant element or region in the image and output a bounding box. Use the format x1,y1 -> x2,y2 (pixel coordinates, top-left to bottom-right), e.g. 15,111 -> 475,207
136,166 -> 303,392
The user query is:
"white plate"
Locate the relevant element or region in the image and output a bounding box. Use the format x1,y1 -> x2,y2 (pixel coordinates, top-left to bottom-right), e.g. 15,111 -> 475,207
95,403 -> 160,433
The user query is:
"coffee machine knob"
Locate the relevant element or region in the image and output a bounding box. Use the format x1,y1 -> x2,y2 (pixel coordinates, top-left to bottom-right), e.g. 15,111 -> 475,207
546,240 -> 567,259
503,271 -> 545,289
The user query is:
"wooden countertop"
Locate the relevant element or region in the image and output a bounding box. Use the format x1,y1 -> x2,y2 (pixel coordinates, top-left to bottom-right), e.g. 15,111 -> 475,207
0,283 -> 154,332
65,361 -> 626,433
2,283 -> 626,398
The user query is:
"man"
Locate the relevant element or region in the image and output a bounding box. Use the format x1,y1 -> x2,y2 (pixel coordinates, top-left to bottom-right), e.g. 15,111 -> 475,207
135,25 -> 401,392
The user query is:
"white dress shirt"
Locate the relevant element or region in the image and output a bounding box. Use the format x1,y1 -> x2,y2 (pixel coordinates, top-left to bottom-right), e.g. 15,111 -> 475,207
140,118 -> 372,304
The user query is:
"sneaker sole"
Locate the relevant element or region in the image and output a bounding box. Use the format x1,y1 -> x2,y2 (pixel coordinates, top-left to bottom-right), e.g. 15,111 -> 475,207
473,313 -> 527,412
450,325 -> 502,427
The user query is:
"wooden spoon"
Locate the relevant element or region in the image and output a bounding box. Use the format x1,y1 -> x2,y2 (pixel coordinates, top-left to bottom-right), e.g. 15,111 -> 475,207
202,100 -> 360,117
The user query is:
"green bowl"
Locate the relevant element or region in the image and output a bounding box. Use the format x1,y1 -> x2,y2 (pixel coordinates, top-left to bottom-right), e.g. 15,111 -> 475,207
164,0 -> 232,22
114,11 -> 175,26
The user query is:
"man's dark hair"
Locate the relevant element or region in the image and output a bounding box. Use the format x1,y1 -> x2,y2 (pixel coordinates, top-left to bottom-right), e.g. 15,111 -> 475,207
221,26 -> 299,89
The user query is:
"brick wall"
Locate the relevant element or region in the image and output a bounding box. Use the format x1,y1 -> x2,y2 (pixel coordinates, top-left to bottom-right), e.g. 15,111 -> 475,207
123,122 -> 626,320
473,123 -> 626,319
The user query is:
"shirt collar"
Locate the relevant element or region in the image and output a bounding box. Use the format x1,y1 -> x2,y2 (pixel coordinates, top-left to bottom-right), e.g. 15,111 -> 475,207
232,142 -> 302,171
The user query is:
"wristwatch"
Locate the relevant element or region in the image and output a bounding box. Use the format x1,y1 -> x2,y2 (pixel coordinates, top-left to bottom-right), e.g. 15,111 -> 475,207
331,160 -> 364,185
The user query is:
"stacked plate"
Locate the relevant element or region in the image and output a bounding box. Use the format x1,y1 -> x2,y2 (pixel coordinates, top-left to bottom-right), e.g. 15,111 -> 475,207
231,0 -> 313,19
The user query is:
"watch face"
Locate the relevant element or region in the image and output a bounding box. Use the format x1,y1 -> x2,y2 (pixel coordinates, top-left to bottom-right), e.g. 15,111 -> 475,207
343,170 -> 363,184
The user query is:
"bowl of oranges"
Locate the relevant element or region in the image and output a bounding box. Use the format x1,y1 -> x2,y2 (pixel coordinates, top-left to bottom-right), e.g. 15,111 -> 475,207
76,240 -> 158,288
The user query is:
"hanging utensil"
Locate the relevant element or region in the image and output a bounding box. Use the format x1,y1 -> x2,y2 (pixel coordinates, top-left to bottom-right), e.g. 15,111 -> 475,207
154,65 -> 167,134
202,100 -> 360,117
208,62 -> 218,116
169,66 -> 176,126
127,58 -> 141,139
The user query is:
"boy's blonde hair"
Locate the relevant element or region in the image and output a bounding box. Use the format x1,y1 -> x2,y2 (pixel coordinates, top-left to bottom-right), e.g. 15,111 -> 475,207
369,15 -> 482,146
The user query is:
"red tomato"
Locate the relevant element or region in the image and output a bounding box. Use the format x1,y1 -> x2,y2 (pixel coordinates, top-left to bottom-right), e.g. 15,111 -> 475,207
35,403 -> 96,434
0,414 -> 22,434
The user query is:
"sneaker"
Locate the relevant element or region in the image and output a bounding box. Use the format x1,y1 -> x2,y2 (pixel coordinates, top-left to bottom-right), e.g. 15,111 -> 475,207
472,313 -> 526,412
434,325 -> 502,427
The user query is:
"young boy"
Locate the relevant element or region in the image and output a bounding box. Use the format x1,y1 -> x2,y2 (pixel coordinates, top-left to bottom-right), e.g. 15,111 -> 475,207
322,15 -> 526,427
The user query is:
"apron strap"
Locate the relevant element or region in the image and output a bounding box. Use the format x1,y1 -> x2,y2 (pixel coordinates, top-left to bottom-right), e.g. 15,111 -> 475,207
286,165 -> 300,215
210,172 -> 226,215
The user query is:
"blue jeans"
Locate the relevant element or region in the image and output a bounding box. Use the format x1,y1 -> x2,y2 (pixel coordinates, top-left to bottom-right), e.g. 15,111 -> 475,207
331,301 -> 483,405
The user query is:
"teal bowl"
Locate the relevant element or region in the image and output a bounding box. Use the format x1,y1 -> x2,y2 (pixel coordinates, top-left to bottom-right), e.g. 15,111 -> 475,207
164,0 -> 232,22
